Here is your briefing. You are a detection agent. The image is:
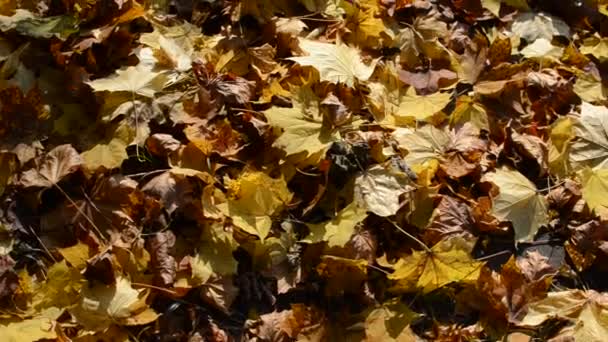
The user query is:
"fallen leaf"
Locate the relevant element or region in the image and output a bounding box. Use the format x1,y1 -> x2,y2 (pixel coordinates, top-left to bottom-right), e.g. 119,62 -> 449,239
218,171 -> 292,240
288,39 -> 378,87
69,276 -> 156,332
0,307 -> 62,342
354,164 -> 412,217
483,167 -> 548,243
520,290 -> 608,341
302,202 -> 368,248
570,102 -> 608,170
86,65 -> 167,98
580,167 -> 608,217
264,86 -> 336,161
363,298 -> 419,341
382,236 -> 483,293
394,88 -> 452,121
19,144 -> 82,188
511,12 -> 570,42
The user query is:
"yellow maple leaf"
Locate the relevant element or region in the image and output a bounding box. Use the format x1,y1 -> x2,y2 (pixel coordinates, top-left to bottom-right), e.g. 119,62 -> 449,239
69,276 -> 157,332
86,65 -> 167,98
264,86 -> 336,161
217,170 -> 292,240
191,223 -> 238,285
0,307 -> 62,342
483,167 -> 548,243
288,38 -> 378,87
580,167 -> 608,218
396,87 -> 452,121
382,237 -> 482,293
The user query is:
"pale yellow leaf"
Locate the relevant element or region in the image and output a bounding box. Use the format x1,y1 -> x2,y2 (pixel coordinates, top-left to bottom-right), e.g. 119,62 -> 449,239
81,138 -> 128,171
86,65 -> 167,98
483,167 -> 548,242
396,88 -> 452,121
570,102 -> 608,170
354,165 -> 412,217
288,38 -> 377,87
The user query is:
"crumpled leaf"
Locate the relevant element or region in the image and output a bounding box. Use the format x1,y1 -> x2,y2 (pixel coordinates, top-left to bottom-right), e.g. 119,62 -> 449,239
86,65 -> 167,98
382,236 -> 483,293
19,144 -> 82,188
218,171 -> 292,240
483,167 -> 548,243
354,164 -> 413,217
424,196 -> 476,245
302,202 -> 368,248
288,38 -> 378,87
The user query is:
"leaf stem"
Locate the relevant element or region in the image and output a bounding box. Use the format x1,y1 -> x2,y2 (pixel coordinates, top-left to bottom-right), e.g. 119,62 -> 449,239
387,219 -> 432,253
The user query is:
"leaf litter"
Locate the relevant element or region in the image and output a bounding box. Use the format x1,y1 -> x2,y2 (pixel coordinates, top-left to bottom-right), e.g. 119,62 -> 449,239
1,0 -> 608,341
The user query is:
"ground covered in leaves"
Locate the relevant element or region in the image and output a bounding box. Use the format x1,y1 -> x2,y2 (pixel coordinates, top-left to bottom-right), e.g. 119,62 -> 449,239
3,0 -> 608,341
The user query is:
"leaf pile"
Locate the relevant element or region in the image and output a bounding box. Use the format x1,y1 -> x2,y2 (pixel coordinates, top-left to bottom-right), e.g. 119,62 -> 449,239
2,0 -> 608,340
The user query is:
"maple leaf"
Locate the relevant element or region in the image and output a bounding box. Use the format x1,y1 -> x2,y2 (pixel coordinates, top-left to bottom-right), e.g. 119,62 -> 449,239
19,144 -> 82,188
363,298 -> 419,341
382,236 -> 483,293
86,65 -> 167,98
81,138 -> 128,171
0,9 -> 78,40
481,0 -> 529,16
264,86 -> 336,161
218,171 -> 292,240
393,125 -> 450,167
343,0 -> 392,49
510,12 -> 570,43
191,224 -> 238,285
0,307 -> 62,342
549,116 -> 574,177
520,290 -> 608,341
354,164 -> 413,217
483,167 -> 548,243
570,102 -> 608,170
580,167 -> 608,217
302,202 -> 368,248
32,260 -> 82,310
395,88 -> 452,121
288,38 -> 378,87
69,276 -> 157,332
580,34 -> 608,62
424,196 -> 476,245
